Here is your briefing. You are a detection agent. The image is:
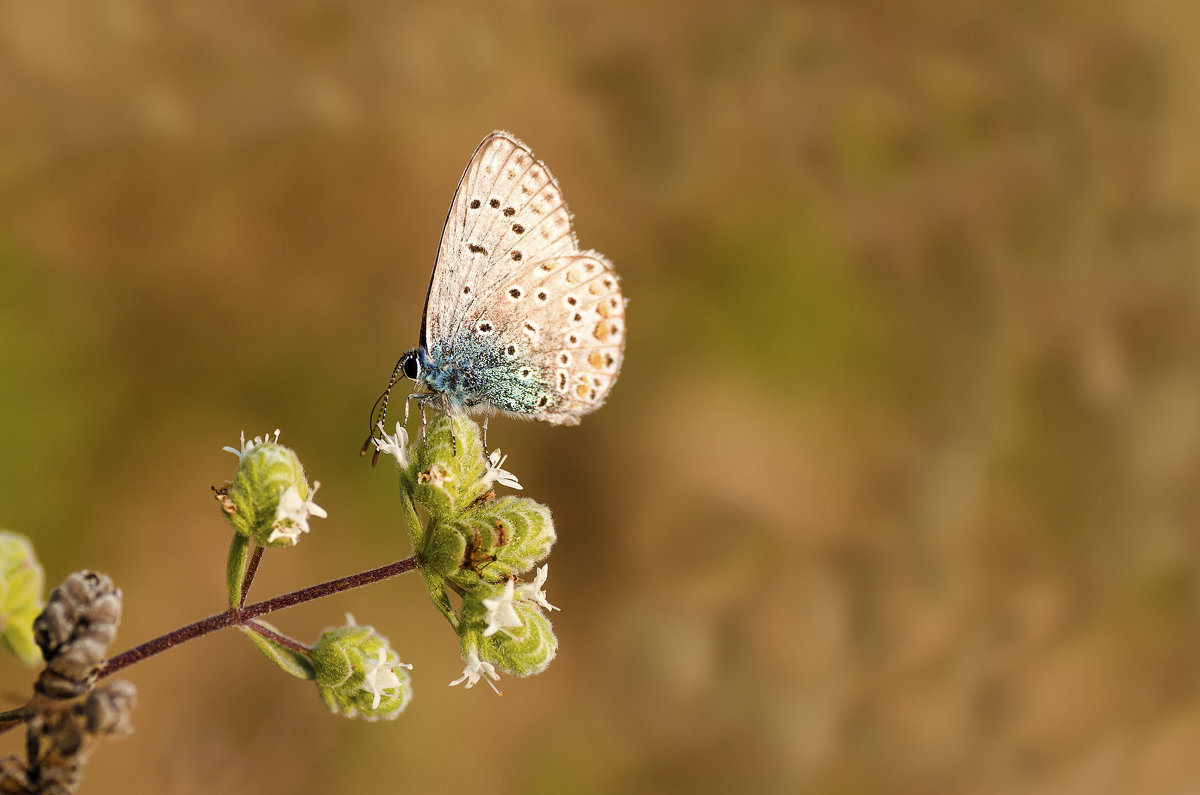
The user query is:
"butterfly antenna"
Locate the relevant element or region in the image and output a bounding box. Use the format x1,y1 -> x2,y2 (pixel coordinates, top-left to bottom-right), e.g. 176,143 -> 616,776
360,358 -> 405,464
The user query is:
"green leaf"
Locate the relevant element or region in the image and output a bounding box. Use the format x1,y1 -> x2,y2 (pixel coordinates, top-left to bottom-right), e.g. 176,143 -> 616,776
2,606 -> 42,666
240,620 -> 315,680
225,533 -> 251,609
0,530 -> 43,666
420,569 -> 459,629
400,489 -> 425,549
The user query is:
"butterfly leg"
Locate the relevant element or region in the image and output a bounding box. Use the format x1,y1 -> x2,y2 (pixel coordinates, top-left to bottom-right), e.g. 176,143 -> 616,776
403,393 -> 429,441
481,411 -> 490,458
441,393 -> 458,456
403,393 -> 417,429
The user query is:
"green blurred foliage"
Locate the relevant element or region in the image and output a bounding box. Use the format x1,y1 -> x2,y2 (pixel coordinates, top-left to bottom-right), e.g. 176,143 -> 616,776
2,0 -> 1200,793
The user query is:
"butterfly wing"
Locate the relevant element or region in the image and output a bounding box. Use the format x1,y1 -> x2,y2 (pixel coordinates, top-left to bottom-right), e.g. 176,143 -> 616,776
439,250 -> 624,423
422,132 -> 579,355
420,132 -> 625,423
500,251 -> 626,424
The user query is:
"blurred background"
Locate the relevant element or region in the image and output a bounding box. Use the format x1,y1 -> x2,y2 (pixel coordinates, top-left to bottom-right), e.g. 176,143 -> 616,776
2,1 -> 1199,793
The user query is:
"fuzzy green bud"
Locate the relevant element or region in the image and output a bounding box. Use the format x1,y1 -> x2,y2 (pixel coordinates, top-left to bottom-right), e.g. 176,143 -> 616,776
460,578 -> 558,678
311,619 -> 412,720
400,414 -> 488,526
380,415 -> 554,587
445,497 -> 556,588
217,431 -> 326,548
0,530 -> 44,666
371,414 -> 562,688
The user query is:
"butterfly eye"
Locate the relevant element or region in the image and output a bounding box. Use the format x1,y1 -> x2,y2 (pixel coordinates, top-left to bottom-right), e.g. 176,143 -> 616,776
401,352 -> 421,381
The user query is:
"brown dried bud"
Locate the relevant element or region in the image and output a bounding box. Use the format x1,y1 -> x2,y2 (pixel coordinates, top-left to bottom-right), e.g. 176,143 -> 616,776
84,681 -> 137,738
32,573 -> 122,698
0,572 -> 135,794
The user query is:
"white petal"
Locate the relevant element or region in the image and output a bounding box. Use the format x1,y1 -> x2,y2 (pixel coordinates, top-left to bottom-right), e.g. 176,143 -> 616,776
517,564 -> 559,611
482,580 -> 523,637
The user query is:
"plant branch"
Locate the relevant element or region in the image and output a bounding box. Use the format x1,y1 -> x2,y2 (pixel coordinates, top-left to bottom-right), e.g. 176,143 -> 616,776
245,620 -> 310,653
239,545 -> 265,608
98,555 -> 418,679
0,555 -> 422,736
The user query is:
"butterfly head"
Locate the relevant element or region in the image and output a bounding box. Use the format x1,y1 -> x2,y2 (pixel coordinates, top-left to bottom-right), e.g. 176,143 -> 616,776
399,348 -> 423,383
360,347 -> 432,463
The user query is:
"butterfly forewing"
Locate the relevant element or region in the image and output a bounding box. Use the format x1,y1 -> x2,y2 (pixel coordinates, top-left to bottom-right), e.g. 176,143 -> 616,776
426,132 -> 579,350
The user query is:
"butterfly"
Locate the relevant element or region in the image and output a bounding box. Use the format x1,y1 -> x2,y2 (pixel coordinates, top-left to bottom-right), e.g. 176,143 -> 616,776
363,131 -> 626,458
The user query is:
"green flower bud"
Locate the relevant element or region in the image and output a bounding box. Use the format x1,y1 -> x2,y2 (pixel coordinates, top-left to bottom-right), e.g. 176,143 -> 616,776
218,431 -> 326,548
370,414 -> 561,689
311,618 -> 412,721
459,577 -> 558,678
401,415 -> 487,522
444,496 -> 555,588
377,415 -> 553,587
0,530 -> 43,666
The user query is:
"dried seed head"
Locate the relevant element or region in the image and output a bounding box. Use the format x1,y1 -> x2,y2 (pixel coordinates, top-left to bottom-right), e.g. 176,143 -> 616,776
85,681 -> 137,738
33,572 -> 122,697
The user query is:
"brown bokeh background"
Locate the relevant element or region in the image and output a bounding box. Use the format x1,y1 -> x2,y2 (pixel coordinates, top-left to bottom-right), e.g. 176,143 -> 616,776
3,2 -> 1200,793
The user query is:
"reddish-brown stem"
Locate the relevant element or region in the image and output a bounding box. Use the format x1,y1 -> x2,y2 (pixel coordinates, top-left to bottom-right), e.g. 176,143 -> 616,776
0,552 -> 415,739
0,555 -> 421,736
99,555 -> 418,678
245,620 -> 310,653
239,545 -> 265,608
0,555 -> 423,738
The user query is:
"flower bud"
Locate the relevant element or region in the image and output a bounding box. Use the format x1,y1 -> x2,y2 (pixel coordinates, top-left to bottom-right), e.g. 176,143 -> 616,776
401,415 -> 487,521
311,619 -> 412,721
460,581 -> 557,678
219,431 -> 326,548
448,497 -> 556,587
376,414 -> 562,691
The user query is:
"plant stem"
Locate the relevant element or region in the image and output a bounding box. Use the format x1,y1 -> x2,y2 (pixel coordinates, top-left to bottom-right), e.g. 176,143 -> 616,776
239,545 -> 264,608
99,555 -> 418,679
245,620 -> 310,653
0,708 -> 26,725
0,556 -> 420,737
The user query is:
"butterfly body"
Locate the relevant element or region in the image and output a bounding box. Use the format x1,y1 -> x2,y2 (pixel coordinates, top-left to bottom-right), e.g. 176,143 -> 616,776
405,338 -> 547,418
386,132 -> 626,431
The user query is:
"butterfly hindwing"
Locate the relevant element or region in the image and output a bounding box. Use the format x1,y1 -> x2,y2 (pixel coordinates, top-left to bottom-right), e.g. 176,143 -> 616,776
448,251 -> 625,424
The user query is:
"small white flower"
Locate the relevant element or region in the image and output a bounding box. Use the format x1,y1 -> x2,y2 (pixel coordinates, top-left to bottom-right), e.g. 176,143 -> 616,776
361,647 -> 412,710
449,646 -> 501,694
481,579 -> 523,638
267,481 -> 328,544
517,564 -> 560,612
374,422 -> 410,468
222,429 -> 281,459
482,449 -> 522,491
